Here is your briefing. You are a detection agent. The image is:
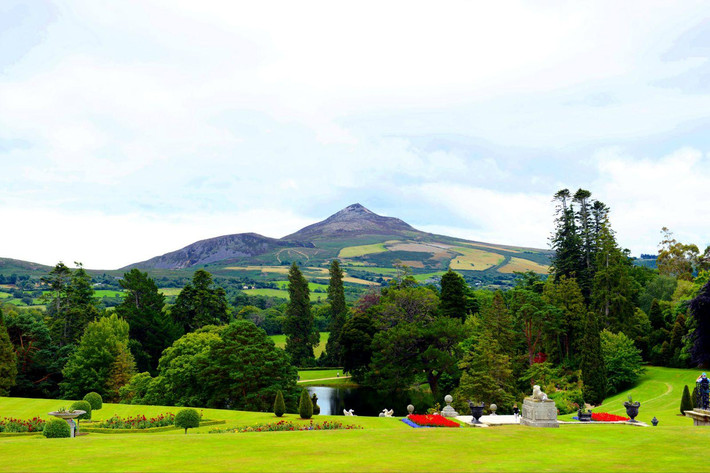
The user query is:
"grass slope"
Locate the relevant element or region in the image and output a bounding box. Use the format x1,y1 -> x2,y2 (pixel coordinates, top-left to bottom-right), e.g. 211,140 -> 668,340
270,332 -> 329,358
0,366 -> 705,472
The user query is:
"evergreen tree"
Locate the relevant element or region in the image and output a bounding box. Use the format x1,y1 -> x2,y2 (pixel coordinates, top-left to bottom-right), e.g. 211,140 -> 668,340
681,384 -> 693,415
105,345 -> 137,402
116,269 -> 176,373
480,291 -> 515,355
543,276 -> 586,364
669,312 -> 687,367
323,260 -> 347,365
690,280 -> 710,367
339,313 -> 376,380
298,389 -> 313,419
283,263 -> 318,367
440,269 -> 475,320
170,270 -> 230,334
0,318 -> 18,396
648,299 -> 666,331
550,189 -> 583,283
274,390 -> 286,417
581,311 -> 607,405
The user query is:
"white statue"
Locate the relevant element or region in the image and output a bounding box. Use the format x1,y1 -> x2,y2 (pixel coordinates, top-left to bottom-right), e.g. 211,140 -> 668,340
532,385 -> 548,401
343,409 -> 356,416
379,408 -> 394,417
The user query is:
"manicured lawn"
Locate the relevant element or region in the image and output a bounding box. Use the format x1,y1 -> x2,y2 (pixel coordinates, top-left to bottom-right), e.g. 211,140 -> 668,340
0,366 -> 705,472
270,332 -> 329,358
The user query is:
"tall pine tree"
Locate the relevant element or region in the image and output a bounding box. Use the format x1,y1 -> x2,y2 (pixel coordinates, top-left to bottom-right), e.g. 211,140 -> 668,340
0,317 -> 18,396
581,311 -> 607,405
323,260 -> 347,365
284,263 -> 318,367
440,269 -> 474,320
690,280 -> 710,367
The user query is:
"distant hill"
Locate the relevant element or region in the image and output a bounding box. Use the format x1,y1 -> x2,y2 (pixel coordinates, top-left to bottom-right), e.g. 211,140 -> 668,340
124,203 -> 553,279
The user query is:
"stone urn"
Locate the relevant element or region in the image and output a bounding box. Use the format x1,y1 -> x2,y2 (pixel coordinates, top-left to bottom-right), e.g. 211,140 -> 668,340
468,401 -> 485,424
441,395 -> 459,417
407,404 -> 415,415
623,396 -> 640,423
577,409 -> 592,422
489,404 -> 497,416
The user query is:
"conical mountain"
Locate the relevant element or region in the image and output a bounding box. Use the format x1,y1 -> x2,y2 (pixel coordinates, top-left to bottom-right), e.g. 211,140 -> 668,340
284,203 -> 420,241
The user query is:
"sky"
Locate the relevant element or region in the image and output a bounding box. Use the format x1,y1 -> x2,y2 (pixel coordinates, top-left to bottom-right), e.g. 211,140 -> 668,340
1,1 -> 710,269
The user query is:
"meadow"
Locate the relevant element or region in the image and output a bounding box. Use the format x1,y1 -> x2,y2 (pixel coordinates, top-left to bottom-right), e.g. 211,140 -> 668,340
270,332 -> 330,358
0,366 -> 704,472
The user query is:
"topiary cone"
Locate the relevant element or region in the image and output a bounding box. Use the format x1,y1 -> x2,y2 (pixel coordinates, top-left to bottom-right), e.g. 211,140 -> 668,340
681,384 -> 693,415
274,390 -> 286,417
298,389 -> 313,419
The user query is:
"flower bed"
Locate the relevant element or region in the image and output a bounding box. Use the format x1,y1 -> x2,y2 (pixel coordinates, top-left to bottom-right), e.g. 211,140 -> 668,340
591,412 -> 629,422
0,417 -> 46,433
210,420 -> 362,433
405,414 -> 461,428
96,413 -> 176,429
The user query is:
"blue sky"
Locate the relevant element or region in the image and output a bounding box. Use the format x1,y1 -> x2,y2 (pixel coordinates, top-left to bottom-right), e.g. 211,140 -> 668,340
1,1 -> 710,268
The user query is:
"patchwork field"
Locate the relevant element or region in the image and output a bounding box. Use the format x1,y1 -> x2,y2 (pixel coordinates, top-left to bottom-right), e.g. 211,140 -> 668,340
338,243 -> 387,258
449,247 -> 505,271
0,367 -> 705,472
497,257 -> 550,274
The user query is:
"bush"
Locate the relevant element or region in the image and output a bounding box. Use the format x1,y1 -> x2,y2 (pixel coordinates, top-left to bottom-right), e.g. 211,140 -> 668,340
298,389 -> 313,419
43,419 -> 70,438
83,392 -> 103,411
274,390 -> 286,417
681,384 -> 693,415
70,400 -> 92,421
175,408 -> 200,434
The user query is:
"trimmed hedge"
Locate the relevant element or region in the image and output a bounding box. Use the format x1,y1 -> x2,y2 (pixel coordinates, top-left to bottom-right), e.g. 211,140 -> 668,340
83,392 -> 103,411
299,389 -> 313,419
70,400 -> 92,421
43,419 -> 70,438
274,390 -> 286,417
175,408 -> 200,434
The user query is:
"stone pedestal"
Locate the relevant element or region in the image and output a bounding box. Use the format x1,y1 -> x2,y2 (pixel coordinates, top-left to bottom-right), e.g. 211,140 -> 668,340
441,394 -> 459,417
521,398 -> 558,428
685,409 -> 710,426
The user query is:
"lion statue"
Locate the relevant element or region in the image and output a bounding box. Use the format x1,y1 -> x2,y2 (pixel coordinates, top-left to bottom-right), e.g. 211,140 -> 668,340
532,385 -> 548,401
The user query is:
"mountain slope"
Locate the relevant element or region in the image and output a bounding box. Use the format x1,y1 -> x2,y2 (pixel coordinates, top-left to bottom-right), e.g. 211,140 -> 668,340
123,233 -> 314,270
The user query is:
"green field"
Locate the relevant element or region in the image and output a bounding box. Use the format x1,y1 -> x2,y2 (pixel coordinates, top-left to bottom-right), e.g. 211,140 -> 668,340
270,332 -> 330,358
158,287 -> 182,296
0,366 -> 706,472
243,288 -> 324,302
338,243 -> 387,258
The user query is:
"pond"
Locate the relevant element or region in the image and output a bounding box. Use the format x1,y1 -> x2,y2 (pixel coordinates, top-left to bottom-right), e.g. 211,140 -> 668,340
306,386 -> 433,417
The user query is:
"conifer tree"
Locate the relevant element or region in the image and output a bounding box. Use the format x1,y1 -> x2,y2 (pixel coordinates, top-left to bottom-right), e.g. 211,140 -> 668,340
581,311 -> 607,405
481,291 -> 515,355
0,318 -> 18,396
681,384 -> 693,415
550,189 -> 583,284
298,389 -> 313,419
170,269 -> 229,334
323,260 -> 347,365
284,263 -> 318,367
274,390 -> 286,417
440,269 -> 470,320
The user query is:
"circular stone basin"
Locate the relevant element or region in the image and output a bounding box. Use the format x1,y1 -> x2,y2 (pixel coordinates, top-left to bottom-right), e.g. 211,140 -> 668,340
48,410 -> 86,419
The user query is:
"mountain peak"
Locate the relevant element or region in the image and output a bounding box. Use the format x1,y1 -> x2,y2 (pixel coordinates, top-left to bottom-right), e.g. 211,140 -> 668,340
284,204 -> 418,240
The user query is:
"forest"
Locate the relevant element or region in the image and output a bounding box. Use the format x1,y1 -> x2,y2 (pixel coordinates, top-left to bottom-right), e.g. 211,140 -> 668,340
1,188 -> 709,415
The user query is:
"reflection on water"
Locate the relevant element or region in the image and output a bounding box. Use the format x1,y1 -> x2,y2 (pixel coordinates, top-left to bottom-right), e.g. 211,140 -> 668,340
306,386 -> 433,417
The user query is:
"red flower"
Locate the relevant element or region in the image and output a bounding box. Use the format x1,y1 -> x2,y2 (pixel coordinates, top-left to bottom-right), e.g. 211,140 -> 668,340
407,414 -> 460,428
591,412 -> 629,422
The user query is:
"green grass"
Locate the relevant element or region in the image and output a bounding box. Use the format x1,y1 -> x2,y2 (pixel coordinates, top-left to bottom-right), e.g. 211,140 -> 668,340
243,288 -> 324,302
338,243 -> 387,258
270,332 -> 330,359
0,292 -> 11,299
274,281 -> 329,292
158,288 -> 182,296
0,366 -> 707,472
93,290 -> 124,298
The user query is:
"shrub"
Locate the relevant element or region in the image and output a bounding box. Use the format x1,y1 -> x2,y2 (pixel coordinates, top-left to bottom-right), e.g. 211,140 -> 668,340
274,390 -> 286,417
298,389 -> 313,419
70,400 -> 92,421
681,384 -> 693,415
83,392 -> 103,411
692,386 -> 700,408
43,419 -> 70,438
175,408 -> 200,434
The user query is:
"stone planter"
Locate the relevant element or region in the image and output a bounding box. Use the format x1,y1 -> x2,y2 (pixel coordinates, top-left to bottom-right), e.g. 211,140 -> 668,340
577,409 -> 592,422
48,410 -> 86,438
468,401 -> 485,424
624,402 -> 640,422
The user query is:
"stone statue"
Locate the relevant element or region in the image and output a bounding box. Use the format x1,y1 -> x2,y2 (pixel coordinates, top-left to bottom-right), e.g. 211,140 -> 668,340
343,409 -> 356,416
532,385 -> 548,401
379,408 -> 394,417
311,393 -> 320,415
697,373 -> 710,410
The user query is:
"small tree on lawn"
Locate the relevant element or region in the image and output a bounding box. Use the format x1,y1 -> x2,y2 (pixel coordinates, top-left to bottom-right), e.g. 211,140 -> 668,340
70,400 -> 92,421
83,392 -> 103,411
274,390 -> 286,418
681,384 -> 693,415
175,408 -> 200,434
299,389 -> 313,419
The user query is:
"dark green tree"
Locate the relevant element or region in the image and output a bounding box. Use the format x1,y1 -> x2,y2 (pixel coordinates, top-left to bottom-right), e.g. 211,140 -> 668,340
367,317 -> 464,400
581,311 -> 607,405
648,299 -> 666,331
440,269 -> 476,320
543,276 -> 586,364
204,320 -> 298,411
690,280 -> 710,367
274,390 -> 286,417
298,389 -> 313,419
0,318 -> 18,396
323,260 -> 347,365
283,263 -> 318,367
116,269 -> 177,373
339,313 -> 376,380
680,384 -> 693,415
170,270 -> 230,334
550,189 -> 583,284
